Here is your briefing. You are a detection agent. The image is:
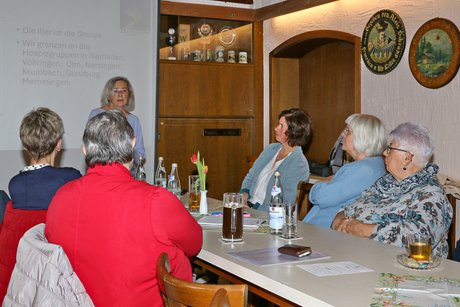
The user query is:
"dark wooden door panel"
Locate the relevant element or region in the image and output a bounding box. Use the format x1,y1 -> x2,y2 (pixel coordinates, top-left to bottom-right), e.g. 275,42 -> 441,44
159,62 -> 255,117
157,118 -> 254,199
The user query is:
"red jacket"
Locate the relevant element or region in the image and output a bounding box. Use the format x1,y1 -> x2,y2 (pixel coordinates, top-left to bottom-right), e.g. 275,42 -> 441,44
46,163 -> 203,307
0,201 -> 47,302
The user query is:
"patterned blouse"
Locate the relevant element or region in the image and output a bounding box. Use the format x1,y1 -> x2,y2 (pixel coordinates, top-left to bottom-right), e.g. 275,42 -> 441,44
341,163 -> 452,258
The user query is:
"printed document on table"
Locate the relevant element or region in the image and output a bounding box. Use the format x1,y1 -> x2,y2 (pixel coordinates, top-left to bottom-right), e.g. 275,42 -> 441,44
228,248 -> 330,267
298,261 -> 373,277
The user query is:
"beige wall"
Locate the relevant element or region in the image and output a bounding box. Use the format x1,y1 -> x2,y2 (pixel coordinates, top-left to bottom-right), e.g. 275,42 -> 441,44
263,0 -> 460,181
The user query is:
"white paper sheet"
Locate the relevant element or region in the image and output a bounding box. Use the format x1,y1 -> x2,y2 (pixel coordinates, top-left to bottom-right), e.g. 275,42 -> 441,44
298,261 -> 373,277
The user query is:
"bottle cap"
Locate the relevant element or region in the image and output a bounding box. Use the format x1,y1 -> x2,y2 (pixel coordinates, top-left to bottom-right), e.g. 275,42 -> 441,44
159,157 -> 164,161
172,163 -> 178,167
274,171 -> 280,176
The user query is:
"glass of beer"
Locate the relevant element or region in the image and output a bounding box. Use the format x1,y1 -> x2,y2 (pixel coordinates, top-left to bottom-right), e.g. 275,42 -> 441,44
222,193 -> 243,242
188,175 -> 200,212
406,234 -> 432,262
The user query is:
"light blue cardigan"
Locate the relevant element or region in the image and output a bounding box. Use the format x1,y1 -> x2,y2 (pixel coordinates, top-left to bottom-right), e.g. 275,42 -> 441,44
303,156 -> 386,228
240,143 -> 310,212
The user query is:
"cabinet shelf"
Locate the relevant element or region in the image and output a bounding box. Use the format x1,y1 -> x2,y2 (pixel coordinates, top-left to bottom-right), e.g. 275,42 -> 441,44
159,59 -> 253,66
160,14 -> 253,63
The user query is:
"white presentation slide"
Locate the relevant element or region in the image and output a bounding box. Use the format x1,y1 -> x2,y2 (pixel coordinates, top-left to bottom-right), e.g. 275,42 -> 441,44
0,0 -> 158,189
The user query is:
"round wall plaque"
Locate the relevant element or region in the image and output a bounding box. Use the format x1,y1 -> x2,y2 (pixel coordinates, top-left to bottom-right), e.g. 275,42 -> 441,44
361,10 -> 406,74
409,18 -> 460,89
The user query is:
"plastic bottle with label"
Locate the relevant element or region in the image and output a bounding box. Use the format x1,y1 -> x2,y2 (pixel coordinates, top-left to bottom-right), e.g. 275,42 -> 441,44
154,157 -> 167,188
134,156 -> 146,181
167,163 -> 181,199
269,171 -> 284,235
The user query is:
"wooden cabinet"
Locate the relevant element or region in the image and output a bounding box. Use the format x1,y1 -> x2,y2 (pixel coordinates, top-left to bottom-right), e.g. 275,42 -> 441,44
157,10 -> 262,199
159,62 -> 255,117
159,15 -> 253,63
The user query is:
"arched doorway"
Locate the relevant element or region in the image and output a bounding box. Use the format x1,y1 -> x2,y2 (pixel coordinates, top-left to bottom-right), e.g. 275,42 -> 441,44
270,30 -> 361,163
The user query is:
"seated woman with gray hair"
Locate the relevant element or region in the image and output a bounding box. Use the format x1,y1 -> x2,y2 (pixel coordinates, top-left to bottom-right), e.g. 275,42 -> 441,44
332,122 -> 452,258
303,113 -> 387,228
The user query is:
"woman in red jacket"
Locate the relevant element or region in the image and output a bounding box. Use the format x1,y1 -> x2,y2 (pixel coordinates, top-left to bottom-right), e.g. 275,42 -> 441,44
46,110 -> 203,307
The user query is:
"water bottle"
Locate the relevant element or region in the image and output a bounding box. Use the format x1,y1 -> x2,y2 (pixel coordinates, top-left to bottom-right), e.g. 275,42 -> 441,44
154,157 -> 167,188
135,156 -> 146,181
167,163 -> 181,199
269,171 -> 284,235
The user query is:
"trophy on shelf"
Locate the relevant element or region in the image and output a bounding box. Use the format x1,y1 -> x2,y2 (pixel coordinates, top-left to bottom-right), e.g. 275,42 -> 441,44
166,28 -> 177,60
198,23 -> 214,61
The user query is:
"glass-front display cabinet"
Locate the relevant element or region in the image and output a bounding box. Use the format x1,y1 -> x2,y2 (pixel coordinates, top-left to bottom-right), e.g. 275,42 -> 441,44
159,15 -> 253,64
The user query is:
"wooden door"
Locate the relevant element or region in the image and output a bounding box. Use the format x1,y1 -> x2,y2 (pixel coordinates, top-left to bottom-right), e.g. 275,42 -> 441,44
270,30 -> 361,163
157,118 -> 254,199
300,40 -> 357,162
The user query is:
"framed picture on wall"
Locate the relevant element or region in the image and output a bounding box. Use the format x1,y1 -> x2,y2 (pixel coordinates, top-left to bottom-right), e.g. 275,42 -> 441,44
409,18 -> 460,89
361,9 -> 406,74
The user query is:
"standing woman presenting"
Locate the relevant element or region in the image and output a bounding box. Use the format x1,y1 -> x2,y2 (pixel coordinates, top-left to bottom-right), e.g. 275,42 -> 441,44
88,76 -> 145,169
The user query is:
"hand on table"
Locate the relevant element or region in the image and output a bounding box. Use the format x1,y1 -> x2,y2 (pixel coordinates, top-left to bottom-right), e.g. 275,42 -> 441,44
331,211 -> 373,238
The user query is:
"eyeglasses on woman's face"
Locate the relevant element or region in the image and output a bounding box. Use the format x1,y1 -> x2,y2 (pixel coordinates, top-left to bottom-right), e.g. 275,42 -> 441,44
342,126 -> 352,137
385,144 -> 414,157
111,88 -> 128,95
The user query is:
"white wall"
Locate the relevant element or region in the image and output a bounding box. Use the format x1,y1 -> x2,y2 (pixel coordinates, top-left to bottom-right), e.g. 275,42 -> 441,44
264,0 -> 460,181
0,0 -> 158,191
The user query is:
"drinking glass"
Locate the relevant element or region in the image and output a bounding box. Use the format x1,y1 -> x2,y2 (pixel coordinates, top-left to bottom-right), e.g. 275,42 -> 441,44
222,193 -> 243,242
188,175 -> 200,212
406,234 -> 432,261
282,203 -> 298,239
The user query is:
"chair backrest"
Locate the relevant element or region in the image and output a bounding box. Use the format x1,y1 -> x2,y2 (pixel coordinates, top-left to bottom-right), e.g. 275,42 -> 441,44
209,288 -> 230,307
156,253 -> 248,307
296,180 -> 312,221
447,194 -> 457,260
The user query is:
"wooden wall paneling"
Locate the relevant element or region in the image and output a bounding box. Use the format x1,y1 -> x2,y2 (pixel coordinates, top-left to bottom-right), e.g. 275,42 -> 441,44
270,57 -> 300,141
157,118 -> 254,199
254,0 -> 338,21
300,41 -> 356,162
159,62 -> 255,117
161,0 -> 338,22
161,1 -> 254,21
253,21 -> 264,155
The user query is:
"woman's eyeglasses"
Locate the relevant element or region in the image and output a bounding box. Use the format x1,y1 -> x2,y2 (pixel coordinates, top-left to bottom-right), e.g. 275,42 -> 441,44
111,88 -> 128,95
342,127 -> 351,136
385,144 -> 414,157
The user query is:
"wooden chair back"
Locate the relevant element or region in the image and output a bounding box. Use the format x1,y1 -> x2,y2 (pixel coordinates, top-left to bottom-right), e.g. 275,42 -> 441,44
447,194 -> 457,260
296,180 -> 312,221
156,253 -> 248,307
209,288 -> 230,307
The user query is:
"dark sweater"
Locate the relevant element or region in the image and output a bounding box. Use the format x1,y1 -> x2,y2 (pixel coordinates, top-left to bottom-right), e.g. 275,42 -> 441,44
9,166 -> 81,210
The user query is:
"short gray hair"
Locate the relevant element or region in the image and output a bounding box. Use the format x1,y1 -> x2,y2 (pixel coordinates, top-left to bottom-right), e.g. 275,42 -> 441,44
345,113 -> 386,157
100,76 -> 135,106
388,122 -> 434,167
83,110 -> 134,167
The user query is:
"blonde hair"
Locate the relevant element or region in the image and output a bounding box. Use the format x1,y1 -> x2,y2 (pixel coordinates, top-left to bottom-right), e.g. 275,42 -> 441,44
20,107 -> 64,160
